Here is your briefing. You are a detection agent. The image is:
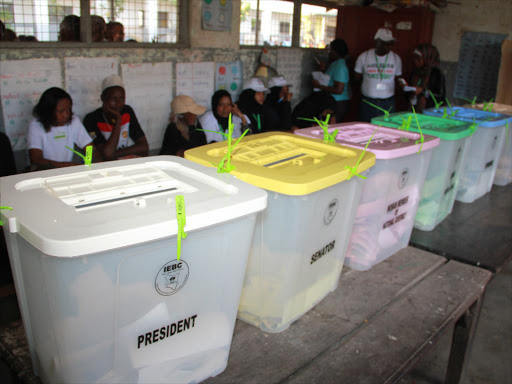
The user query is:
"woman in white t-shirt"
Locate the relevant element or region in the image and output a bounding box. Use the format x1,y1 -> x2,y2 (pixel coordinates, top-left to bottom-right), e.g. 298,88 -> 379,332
28,87 -> 101,168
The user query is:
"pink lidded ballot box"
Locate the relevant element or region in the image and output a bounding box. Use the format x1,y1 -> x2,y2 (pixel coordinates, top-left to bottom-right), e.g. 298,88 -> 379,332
296,123 -> 439,271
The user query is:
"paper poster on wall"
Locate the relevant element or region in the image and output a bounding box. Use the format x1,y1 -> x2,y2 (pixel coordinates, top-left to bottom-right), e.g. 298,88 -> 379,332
176,62 -> 215,110
277,49 -> 303,106
215,60 -> 243,103
0,58 -> 62,151
65,57 -> 119,121
121,62 -> 173,150
202,0 -> 232,31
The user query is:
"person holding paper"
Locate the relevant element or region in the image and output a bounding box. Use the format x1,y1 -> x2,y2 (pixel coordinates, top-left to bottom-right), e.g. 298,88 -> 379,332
28,87 -> 101,168
199,90 -> 250,143
312,39 -> 351,123
159,95 -> 207,157
84,75 -> 149,160
405,44 -> 446,113
354,28 -> 404,122
265,76 -> 293,131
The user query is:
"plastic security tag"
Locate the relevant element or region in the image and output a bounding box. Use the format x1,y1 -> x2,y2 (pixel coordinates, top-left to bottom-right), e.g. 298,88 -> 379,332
362,99 -> 392,119
344,127 -> 379,180
175,195 -> 187,261
65,145 -> 93,166
0,206 -> 13,226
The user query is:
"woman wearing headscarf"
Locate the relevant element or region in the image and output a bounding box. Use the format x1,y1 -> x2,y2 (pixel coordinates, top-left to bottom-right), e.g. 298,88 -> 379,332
265,76 -> 293,131
236,77 -> 275,133
406,43 -> 446,112
198,90 -> 250,143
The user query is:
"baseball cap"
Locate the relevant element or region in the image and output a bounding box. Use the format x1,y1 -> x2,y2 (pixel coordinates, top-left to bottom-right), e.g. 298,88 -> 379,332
171,95 -> 207,116
101,74 -> 124,93
268,76 -> 292,88
243,77 -> 269,92
374,28 -> 395,42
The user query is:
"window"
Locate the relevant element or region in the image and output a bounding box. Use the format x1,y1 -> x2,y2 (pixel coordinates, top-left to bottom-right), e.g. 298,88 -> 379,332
240,0 -> 294,47
300,4 -> 337,48
240,1 -> 337,48
0,0 -> 182,43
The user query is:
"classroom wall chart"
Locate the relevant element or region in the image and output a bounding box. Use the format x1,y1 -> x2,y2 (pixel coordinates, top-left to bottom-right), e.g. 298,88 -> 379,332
121,62 -> 173,151
0,58 -> 62,151
65,57 -> 119,121
176,62 -> 215,110
215,60 -> 243,103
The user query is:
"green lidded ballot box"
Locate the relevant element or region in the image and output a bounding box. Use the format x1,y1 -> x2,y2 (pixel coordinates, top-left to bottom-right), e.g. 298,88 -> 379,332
372,112 -> 473,231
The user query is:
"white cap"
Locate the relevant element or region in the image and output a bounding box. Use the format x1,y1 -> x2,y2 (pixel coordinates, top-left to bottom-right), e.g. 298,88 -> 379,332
243,77 -> 269,92
374,28 -> 395,42
101,74 -> 124,93
268,76 -> 292,88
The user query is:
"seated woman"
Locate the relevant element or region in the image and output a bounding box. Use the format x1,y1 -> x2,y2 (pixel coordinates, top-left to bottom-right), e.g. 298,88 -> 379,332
84,75 -> 149,160
405,43 -> 446,113
199,90 -> 250,143
237,77 -> 276,133
28,87 -> 101,169
291,91 -> 337,130
159,95 -> 207,157
265,76 -> 293,131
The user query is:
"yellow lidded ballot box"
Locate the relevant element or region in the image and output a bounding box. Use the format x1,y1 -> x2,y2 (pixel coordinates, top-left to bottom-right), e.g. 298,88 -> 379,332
185,132 -> 375,332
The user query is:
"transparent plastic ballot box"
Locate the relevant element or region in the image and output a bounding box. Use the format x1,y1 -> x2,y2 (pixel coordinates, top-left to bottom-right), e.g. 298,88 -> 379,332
185,132 -> 376,333
372,112 -> 474,231
463,103 -> 512,186
0,156 -> 267,384
423,107 -> 510,202
296,123 -> 439,271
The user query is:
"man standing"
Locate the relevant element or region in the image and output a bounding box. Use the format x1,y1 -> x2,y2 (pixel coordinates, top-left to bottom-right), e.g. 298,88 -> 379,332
354,28 -> 403,122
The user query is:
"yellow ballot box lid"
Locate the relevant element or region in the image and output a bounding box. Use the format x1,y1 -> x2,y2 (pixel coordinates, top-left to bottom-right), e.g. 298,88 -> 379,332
185,132 -> 376,196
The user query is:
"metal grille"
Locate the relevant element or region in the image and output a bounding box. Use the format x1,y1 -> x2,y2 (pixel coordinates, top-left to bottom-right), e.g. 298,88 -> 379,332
299,4 -> 337,48
240,0 -> 293,47
0,0 -> 179,42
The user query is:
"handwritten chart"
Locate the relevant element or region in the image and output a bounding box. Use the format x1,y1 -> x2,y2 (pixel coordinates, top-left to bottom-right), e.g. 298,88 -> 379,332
0,59 -> 62,151
277,49 -> 303,106
176,62 -> 214,110
65,57 -> 119,121
215,60 -> 243,103
121,62 -> 173,150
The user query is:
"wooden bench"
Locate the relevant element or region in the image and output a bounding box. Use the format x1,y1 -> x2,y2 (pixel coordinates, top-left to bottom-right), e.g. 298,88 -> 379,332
0,246 -> 491,384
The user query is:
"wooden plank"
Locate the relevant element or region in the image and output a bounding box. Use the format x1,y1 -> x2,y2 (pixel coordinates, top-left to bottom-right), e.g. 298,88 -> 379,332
410,183 -> 512,272
281,261 -> 492,384
206,247 -> 445,384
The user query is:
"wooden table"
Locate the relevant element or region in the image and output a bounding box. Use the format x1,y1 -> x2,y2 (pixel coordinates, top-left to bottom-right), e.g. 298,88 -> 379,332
0,247 -> 491,384
410,183 -> 512,273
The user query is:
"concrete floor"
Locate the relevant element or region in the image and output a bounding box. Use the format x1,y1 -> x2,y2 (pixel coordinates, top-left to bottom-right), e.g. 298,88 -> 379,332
399,261 -> 512,384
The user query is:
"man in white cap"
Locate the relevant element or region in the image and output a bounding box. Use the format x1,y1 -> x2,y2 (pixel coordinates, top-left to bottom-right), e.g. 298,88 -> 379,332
84,74 -> 149,160
354,28 -> 404,122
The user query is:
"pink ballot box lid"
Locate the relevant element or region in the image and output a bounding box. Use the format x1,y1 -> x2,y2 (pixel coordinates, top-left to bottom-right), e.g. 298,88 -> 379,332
295,122 -> 440,160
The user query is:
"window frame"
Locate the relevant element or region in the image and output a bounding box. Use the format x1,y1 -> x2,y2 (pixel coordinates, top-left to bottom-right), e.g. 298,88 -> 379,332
0,0 -> 189,48
240,0 -> 339,49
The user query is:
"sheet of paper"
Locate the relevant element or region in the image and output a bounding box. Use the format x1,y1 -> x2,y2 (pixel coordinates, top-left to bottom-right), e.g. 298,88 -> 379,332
215,60 -> 243,104
121,63 -> 173,150
312,71 -> 330,91
277,49 -> 303,100
0,59 -> 62,150
65,57 -> 119,121
176,62 -> 214,110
